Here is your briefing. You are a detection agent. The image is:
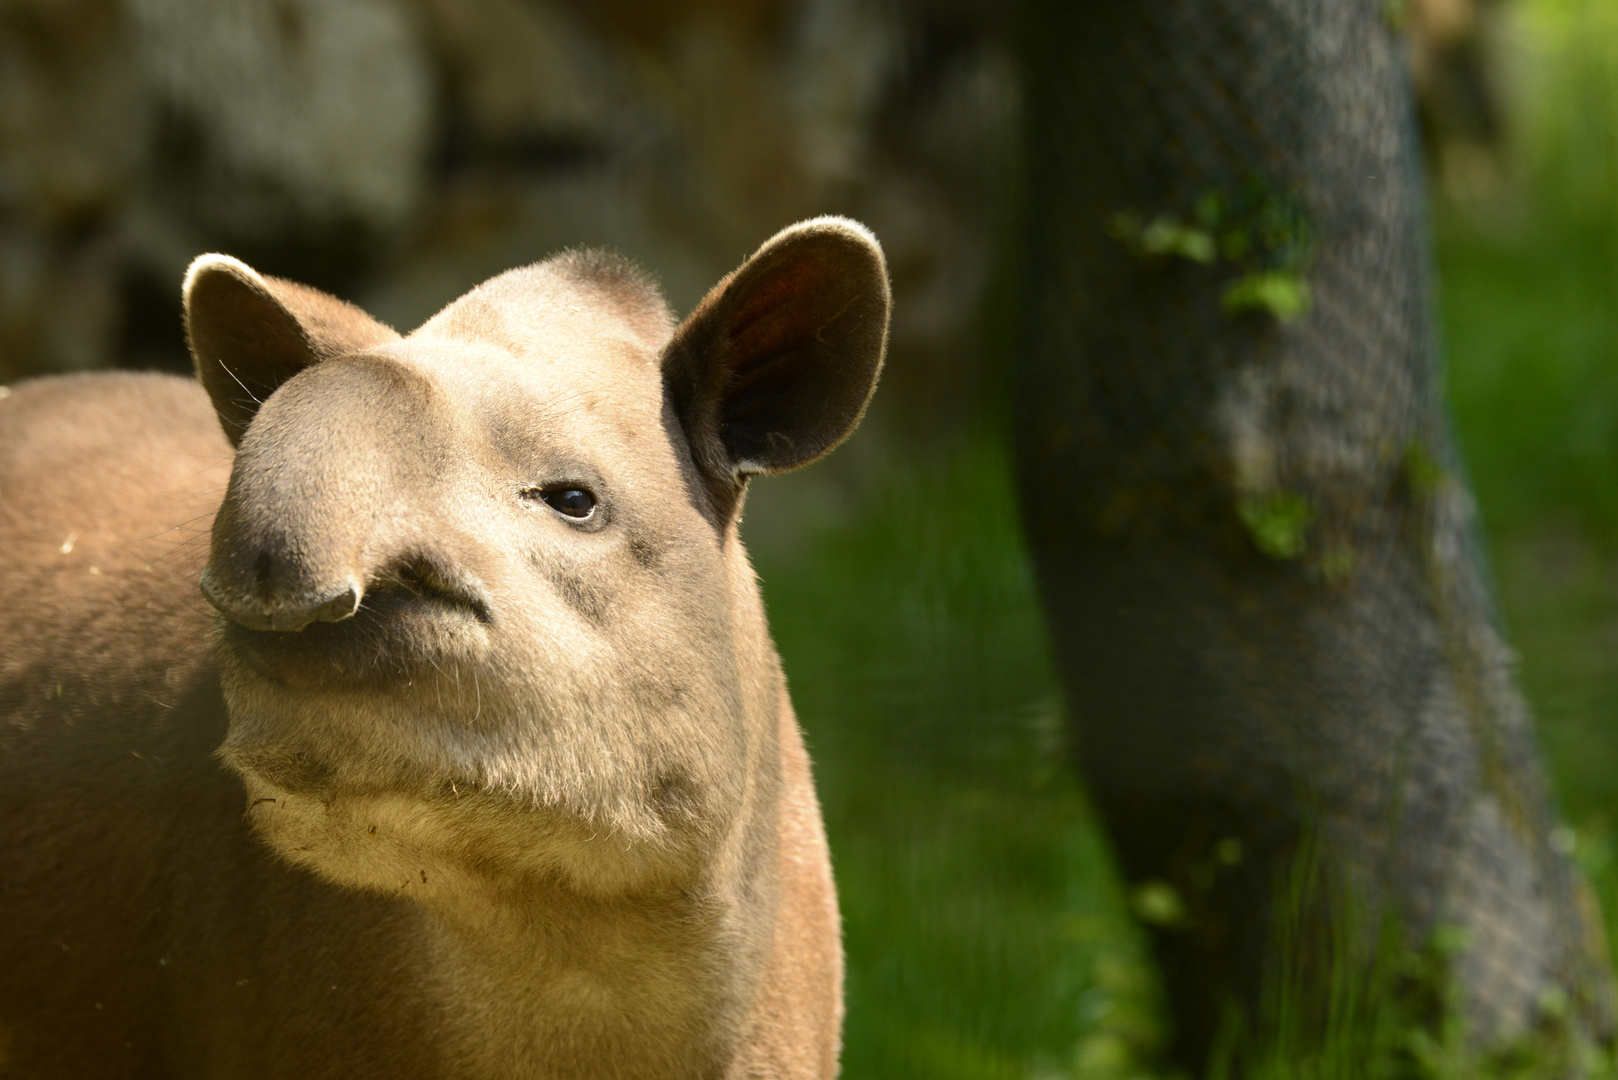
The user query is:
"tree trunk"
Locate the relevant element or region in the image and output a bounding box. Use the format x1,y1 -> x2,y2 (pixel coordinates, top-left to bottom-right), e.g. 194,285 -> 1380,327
1010,0 -> 1614,1069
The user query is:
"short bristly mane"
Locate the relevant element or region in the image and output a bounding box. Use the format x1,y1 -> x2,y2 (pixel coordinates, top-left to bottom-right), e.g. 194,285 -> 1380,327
547,248 -> 674,334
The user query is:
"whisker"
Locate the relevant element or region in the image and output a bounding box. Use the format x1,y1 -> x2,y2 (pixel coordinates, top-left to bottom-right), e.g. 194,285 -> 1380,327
216,360 -> 262,406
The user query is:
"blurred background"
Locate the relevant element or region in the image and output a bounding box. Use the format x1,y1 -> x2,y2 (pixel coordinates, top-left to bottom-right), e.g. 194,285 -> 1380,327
0,0 -> 1613,1074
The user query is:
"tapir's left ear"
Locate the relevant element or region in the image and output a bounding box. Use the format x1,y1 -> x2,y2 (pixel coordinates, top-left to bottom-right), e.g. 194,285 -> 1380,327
662,216 -> 889,513
184,254 -> 400,447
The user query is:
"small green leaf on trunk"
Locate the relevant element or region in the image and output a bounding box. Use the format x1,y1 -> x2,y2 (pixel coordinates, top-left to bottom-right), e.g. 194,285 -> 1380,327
1222,272 -> 1312,321
1109,211 -> 1216,264
1320,545 -> 1356,582
1238,491 -> 1315,559
1403,441 -> 1447,494
1140,218 -> 1216,263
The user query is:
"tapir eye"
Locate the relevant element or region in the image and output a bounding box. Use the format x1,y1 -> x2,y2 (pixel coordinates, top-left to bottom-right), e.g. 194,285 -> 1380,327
529,485 -> 596,520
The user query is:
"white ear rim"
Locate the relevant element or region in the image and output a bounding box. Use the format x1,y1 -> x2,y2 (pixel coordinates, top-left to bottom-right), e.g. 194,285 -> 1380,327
752,215 -> 885,261
709,214 -> 887,482
182,253 -> 267,306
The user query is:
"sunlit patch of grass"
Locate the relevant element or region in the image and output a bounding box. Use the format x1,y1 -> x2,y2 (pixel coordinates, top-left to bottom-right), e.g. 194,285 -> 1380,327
756,445 -> 1165,1078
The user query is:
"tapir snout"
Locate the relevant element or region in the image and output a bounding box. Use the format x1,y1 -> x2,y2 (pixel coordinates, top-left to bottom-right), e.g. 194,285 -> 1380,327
200,352 -> 484,635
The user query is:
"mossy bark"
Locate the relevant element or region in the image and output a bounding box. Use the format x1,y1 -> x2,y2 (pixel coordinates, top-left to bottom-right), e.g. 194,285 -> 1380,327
1010,0 -> 1614,1068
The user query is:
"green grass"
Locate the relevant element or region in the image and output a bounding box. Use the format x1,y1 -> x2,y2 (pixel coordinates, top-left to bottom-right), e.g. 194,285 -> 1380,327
1439,204 -> 1618,958
754,449 -> 1165,1078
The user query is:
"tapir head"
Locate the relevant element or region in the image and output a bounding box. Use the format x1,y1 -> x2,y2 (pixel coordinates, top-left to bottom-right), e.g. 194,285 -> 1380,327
186,219 -> 887,893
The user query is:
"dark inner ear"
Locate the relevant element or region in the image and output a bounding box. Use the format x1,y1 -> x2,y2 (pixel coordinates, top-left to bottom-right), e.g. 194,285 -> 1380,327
184,256 -> 399,446
663,219 -> 890,522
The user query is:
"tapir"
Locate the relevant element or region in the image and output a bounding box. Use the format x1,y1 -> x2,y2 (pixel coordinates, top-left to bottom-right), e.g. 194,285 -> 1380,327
0,217 -> 889,1078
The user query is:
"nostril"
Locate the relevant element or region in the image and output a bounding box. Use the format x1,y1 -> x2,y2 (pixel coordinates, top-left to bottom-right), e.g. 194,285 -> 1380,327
253,550 -> 274,593
381,559 -> 492,625
199,567 -> 234,618
309,578 -> 363,626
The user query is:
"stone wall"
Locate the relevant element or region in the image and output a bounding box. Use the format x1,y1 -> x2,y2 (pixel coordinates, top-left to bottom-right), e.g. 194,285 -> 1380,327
0,0 -> 1019,443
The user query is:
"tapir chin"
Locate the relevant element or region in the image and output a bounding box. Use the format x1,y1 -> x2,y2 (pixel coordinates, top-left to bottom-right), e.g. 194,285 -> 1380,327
0,217 -> 889,1078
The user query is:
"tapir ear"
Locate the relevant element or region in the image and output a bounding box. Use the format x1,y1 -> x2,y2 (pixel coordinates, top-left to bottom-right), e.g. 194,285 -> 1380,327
662,216 -> 889,513
183,254 -> 400,446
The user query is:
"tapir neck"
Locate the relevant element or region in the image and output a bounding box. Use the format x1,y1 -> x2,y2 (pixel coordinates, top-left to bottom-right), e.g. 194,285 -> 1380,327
425,870 -> 764,1079
233,720 -> 782,1079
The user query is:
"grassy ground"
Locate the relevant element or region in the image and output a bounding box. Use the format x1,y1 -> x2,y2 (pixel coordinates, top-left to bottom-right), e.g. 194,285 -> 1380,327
748,3 -> 1618,1075
753,445 -> 1162,1078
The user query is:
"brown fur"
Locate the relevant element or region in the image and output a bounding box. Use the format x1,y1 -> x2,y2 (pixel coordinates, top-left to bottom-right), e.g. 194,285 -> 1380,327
0,217 -> 889,1078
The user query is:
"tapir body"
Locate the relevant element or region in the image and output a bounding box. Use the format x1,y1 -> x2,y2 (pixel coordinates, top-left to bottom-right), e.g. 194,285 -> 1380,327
0,218 -> 889,1078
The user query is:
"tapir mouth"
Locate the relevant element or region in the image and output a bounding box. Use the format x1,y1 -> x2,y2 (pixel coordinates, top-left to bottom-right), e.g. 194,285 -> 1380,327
218,561 -> 493,689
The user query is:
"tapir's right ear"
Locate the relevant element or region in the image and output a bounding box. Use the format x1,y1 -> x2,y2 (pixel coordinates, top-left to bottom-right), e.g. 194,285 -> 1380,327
183,254 -> 400,446
662,216 -> 890,522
